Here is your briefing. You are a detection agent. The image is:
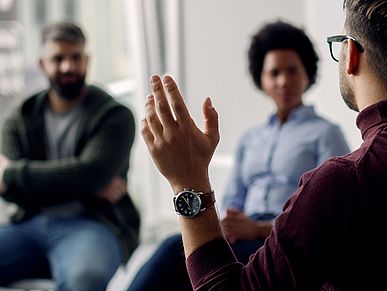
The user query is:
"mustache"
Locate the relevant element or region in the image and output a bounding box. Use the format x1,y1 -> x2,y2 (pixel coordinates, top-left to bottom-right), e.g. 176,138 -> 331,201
57,73 -> 82,80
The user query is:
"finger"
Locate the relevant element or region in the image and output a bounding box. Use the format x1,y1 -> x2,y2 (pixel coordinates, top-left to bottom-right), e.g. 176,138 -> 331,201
114,186 -> 124,196
141,118 -> 154,146
202,97 -> 220,144
221,218 -> 230,228
150,75 -> 175,128
144,95 -> 163,139
162,75 -> 191,126
226,208 -> 239,217
228,237 -> 236,244
115,177 -> 127,189
118,182 -> 127,194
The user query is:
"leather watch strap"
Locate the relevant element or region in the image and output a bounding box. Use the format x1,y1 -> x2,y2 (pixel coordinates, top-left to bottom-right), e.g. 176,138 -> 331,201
201,190 -> 216,209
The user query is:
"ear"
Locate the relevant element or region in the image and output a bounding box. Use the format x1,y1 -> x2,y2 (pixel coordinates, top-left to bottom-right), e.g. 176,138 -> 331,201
345,39 -> 361,75
38,57 -> 45,71
85,54 -> 90,67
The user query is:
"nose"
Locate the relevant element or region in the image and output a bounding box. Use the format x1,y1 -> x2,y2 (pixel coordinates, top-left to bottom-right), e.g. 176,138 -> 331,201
59,58 -> 75,73
276,72 -> 290,88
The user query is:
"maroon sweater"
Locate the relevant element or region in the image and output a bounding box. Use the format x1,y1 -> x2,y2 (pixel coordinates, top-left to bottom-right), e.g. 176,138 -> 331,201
187,100 -> 387,291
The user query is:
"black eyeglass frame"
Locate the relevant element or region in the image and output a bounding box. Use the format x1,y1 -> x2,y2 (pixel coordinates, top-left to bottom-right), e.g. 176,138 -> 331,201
327,35 -> 364,62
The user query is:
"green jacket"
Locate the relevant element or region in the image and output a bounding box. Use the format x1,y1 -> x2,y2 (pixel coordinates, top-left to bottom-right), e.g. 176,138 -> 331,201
0,85 -> 140,261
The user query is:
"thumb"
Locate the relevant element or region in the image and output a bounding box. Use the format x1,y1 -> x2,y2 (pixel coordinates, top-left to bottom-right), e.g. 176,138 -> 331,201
202,97 -> 220,145
226,208 -> 239,217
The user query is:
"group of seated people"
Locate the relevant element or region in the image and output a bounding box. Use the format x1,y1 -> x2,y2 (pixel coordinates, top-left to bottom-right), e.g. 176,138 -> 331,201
3,3 -> 381,288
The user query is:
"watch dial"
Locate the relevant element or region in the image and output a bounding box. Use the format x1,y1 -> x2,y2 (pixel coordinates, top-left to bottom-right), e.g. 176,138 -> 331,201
175,191 -> 202,217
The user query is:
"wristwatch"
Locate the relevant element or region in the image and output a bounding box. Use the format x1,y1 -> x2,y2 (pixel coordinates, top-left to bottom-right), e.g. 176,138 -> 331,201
173,188 -> 216,218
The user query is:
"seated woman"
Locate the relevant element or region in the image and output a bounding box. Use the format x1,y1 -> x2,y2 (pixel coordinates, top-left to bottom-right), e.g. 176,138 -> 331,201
127,20 -> 350,291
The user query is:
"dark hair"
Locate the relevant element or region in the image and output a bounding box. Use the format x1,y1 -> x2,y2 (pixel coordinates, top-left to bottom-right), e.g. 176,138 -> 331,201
41,21 -> 86,45
248,21 -> 319,91
344,0 -> 387,89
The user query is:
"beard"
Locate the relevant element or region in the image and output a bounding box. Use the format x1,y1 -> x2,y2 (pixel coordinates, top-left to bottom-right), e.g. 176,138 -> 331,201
339,57 -> 359,112
49,73 -> 86,100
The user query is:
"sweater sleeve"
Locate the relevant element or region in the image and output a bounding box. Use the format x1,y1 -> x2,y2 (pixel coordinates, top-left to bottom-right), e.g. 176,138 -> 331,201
187,238 -> 244,291
1,108 -> 25,161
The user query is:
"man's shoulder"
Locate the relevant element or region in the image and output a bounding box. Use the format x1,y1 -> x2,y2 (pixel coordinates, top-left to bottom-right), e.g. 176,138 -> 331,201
21,90 -> 47,107
84,85 -> 135,128
87,85 -> 112,99
298,155 -> 356,189
86,85 -> 131,111
5,90 -> 47,121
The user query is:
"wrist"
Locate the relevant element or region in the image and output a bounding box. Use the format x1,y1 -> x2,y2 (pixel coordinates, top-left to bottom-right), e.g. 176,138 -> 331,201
173,188 -> 216,218
168,169 -> 211,194
171,180 -> 212,195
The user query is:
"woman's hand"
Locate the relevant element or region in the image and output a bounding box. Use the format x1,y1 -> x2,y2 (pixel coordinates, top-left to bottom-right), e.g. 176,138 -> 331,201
222,208 -> 273,243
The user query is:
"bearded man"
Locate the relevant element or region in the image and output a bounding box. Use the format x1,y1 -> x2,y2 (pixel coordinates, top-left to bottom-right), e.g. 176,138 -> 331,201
0,22 -> 140,291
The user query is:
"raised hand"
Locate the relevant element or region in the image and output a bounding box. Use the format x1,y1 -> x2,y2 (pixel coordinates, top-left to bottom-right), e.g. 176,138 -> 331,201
141,75 -> 220,193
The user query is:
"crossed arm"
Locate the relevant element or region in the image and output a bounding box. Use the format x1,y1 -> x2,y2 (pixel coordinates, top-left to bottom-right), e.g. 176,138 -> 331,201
0,106 -> 132,204
0,152 -> 127,204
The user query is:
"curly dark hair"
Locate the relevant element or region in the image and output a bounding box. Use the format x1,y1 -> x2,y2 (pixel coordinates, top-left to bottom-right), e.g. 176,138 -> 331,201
248,21 -> 319,91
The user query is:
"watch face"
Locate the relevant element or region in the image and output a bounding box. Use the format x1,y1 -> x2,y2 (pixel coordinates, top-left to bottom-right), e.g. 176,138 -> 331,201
175,191 -> 202,218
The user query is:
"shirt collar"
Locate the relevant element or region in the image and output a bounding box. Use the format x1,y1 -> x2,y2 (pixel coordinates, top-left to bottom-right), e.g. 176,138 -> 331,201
268,105 -> 316,126
356,100 -> 387,140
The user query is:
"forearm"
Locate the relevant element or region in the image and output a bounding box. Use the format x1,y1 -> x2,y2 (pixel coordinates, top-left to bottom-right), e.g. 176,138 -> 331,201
180,204 -> 223,257
3,148 -> 128,196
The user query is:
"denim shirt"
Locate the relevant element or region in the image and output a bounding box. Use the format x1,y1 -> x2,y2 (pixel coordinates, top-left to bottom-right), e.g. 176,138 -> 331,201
221,105 -> 350,217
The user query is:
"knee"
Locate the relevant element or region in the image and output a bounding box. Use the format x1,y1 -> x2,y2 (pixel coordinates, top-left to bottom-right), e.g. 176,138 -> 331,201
148,234 -> 185,268
57,266 -> 116,291
158,234 -> 183,253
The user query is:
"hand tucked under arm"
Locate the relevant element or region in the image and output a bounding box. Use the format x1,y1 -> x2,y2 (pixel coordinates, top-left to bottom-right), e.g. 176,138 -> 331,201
96,176 -> 127,204
0,154 -> 10,194
141,75 -> 222,256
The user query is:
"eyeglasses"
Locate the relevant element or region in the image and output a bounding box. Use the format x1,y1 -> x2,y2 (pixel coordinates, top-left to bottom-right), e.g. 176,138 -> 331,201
327,35 -> 364,62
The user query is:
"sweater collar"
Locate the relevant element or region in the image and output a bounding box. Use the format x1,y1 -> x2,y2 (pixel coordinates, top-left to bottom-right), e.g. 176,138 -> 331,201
356,100 -> 387,140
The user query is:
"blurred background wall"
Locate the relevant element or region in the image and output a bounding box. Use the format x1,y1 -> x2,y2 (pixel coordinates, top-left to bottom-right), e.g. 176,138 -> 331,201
0,0 -> 360,242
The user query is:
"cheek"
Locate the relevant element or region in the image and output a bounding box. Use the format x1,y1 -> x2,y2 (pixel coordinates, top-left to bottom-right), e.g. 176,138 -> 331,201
42,66 -> 58,78
78,62 -> 88,75
300,79 -> 309,92
295,74 -> 309,93
260,75 -> 274,93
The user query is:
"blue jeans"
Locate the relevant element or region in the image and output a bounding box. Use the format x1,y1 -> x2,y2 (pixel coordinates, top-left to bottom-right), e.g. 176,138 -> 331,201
127,213 -> 276,291
0,213 -> 123,291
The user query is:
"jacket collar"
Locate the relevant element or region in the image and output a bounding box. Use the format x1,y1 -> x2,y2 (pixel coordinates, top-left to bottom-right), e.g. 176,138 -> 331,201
356,100 -> 387,140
